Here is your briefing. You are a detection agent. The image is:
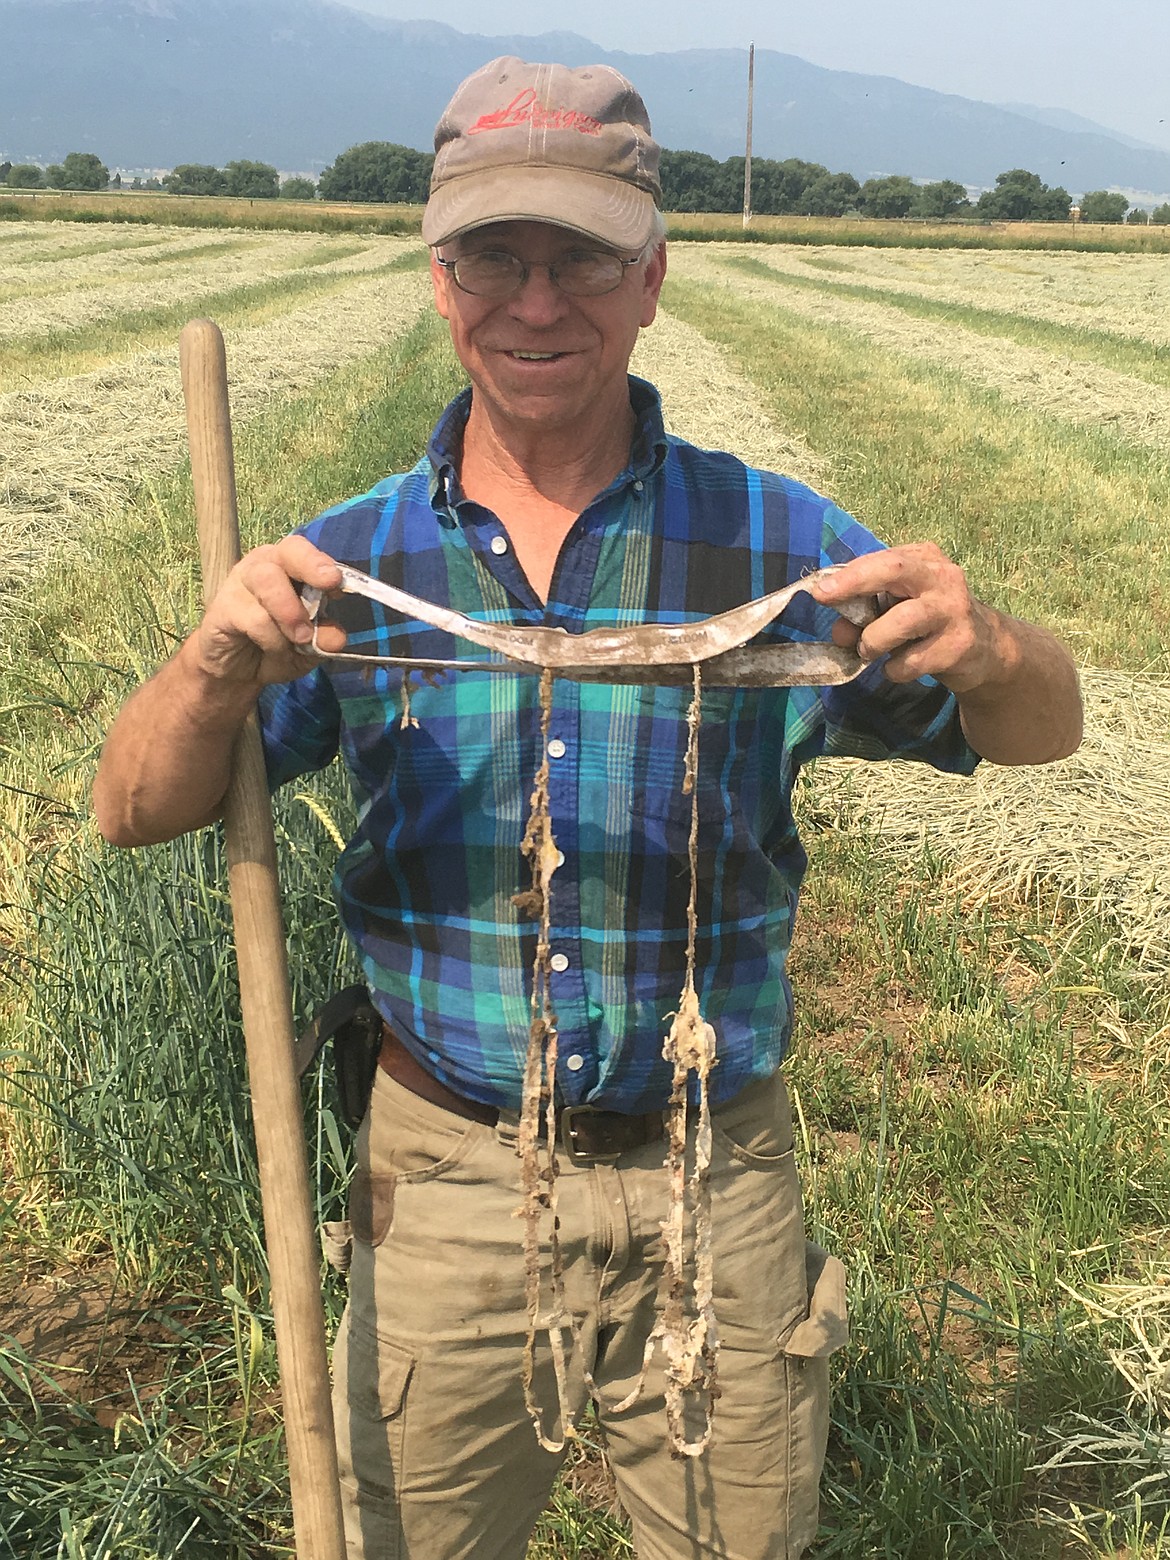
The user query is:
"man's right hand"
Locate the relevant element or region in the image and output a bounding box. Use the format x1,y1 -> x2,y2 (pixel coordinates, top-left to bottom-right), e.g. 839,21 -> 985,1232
190,536 -> 346,693
94,536 -> 346,847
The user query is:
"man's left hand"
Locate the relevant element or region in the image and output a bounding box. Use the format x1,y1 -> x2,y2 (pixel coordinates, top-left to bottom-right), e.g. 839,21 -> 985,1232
811,542 -> 1007,692
809,542 -> 1083,765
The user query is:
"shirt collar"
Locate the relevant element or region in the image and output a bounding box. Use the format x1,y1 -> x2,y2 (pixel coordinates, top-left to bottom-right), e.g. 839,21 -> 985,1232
426,377 -> 668,517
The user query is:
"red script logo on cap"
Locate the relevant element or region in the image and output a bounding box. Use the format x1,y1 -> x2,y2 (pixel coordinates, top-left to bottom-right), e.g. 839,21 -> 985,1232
468,90 -> 603,136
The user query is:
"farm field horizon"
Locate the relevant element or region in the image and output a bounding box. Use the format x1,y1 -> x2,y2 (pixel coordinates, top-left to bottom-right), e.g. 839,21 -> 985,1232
1,220 -> 1168,1558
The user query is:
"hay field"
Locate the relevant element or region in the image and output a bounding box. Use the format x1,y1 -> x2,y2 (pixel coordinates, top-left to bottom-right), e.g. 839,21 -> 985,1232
717,243 -> 1170,345
2,223 -> 1169,1558
665,245 -> 1170,448
0,221 -> 430,598
635,247 -> 1170,974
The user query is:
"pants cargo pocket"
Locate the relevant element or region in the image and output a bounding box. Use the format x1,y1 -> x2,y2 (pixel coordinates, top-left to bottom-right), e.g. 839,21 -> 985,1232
779,1242 -> 849,1557
335,1319 -> 414,1560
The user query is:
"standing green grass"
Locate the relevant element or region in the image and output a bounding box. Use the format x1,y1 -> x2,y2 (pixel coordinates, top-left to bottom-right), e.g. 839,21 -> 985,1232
2,234 -> 1169,1557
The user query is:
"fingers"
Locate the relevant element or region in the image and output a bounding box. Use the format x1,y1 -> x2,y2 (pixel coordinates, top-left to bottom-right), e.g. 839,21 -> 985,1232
245,537 -> 344,645
194,539 -> 346,686
810,543 -> 994,689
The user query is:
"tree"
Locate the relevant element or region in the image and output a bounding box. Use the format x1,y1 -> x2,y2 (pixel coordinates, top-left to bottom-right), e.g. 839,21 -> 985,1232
318,142 -> 432,204
163,164 -> 226,196
911,179 -> 970,219
659,149 -> 728,212
0,162 -> 10,184
1127,206 -> 1150,224
45,152 -> 109,190
859,174 -> 918,218
751,158 -> 831,215
800,170 -> 861,216
223,159 -> 279,199
976,169 -> 1071,221
6,163 -> 43,188
280,176 -> 317,201
1078,189 -> 1129,223
1150,203 -> 1170,224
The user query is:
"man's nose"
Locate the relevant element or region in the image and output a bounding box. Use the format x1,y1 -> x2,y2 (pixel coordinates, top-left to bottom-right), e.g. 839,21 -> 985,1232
506,264 -> 570,321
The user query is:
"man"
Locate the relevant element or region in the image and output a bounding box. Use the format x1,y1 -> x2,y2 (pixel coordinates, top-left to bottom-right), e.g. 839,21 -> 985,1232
94,56 -> 1081,1560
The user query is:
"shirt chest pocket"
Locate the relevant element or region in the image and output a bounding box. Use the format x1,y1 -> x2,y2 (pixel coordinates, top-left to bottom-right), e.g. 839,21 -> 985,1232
631,684 -> 757,838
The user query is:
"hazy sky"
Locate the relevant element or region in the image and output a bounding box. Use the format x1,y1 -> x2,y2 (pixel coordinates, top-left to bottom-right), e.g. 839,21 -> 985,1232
346,0 -> 1170,153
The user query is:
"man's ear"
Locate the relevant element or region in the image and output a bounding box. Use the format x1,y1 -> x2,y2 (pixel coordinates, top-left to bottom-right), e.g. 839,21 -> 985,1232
431,252 -> 452,320
639,242 -> 667,328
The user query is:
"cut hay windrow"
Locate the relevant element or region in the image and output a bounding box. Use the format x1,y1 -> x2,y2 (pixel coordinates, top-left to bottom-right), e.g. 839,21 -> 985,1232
670,247 -> 1170,451
764,244 -> 1170,349
641,305 -> 1169,971
630,308 -> 828,492
809,668 -> 1170,974
0,221 -> 252,291
0,265 -> 431,599
735,243 -> 1170,348
0,226 -> 414,340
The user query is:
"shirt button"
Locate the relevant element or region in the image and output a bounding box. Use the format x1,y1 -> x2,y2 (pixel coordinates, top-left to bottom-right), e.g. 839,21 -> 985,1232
490,534 -> 508,555
550,953 -> 569,972
547,738 -> 566,759
555,849 -> 565,868
633,479 -> 644,493
565,1053 -> 585,1072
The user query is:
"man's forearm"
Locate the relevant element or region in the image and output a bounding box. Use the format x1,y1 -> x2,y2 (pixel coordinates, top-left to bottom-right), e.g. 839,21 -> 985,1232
94,537 -> 344,846
955,610 -> 1082,766
93,637 -> 260,846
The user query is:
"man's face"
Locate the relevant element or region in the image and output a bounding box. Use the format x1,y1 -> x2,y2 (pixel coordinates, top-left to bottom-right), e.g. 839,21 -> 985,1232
430,220 -> 666,438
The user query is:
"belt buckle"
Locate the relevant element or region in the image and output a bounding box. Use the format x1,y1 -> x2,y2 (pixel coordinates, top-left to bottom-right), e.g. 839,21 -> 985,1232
560,1105 -> 622,1167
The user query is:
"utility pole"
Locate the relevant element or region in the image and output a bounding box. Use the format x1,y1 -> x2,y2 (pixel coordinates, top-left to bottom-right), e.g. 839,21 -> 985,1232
743,42 -> 754,229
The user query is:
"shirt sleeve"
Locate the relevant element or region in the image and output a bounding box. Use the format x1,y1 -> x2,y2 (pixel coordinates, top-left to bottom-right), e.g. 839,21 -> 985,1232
258,667 -> 342,790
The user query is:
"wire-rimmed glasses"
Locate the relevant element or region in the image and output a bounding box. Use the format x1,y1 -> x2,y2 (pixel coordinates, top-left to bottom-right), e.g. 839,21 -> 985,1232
433,248 -> 643,299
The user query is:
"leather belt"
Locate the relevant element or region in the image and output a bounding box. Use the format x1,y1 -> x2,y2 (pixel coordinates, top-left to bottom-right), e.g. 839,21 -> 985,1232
378,1026 -> 497,1125
377,1027 -> 666,1165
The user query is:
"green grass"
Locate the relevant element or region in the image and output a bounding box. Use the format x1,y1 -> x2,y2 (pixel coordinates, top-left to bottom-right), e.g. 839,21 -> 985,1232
786,816 -> 1170,1557
0,232 -> 174,265
661,271 -> 1170,669
666,211 -> 1170,253
6,191 -> 1170,251
0,191 -> 423,237
1,310 -> 465,1556
720,253 -> 1170,392
132,238 -> 263,267
3,253 -> 1170,1556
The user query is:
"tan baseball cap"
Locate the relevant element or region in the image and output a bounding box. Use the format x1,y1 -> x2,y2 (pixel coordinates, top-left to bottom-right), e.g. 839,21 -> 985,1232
423,57 -> 663,251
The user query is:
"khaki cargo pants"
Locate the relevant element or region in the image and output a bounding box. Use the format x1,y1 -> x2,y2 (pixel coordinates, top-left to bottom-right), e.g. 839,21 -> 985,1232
331,1066 -> 848,1560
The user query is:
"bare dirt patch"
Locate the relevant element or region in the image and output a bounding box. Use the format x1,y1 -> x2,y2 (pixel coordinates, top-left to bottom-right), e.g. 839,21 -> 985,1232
1,1262 -> 181,1428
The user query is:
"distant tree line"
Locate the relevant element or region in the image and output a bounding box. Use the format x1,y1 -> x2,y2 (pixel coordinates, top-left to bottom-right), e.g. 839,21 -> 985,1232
0,153 -> 316,201
4,144 -> 1169,225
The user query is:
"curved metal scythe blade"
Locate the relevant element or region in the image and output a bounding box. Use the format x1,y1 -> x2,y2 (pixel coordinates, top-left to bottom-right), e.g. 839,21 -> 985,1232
302,562 -> 882,687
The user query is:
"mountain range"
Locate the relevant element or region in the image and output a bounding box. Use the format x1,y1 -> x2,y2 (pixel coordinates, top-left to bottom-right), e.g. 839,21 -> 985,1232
5,0 -> 1170,200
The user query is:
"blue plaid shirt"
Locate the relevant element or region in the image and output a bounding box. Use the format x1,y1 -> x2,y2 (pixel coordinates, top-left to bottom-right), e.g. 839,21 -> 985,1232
260,379 -> 977,1113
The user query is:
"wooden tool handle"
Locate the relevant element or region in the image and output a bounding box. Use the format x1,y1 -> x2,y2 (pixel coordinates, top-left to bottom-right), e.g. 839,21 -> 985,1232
179,318 -> 347,1560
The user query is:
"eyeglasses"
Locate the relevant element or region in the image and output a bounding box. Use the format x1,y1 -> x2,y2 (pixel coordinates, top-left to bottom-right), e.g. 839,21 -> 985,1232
434,248 -> 642,299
